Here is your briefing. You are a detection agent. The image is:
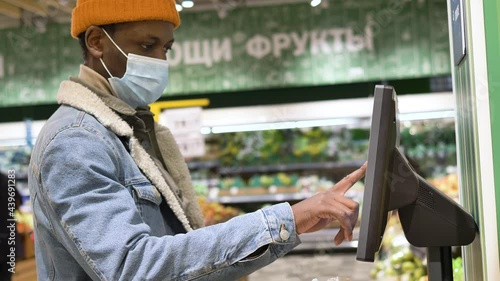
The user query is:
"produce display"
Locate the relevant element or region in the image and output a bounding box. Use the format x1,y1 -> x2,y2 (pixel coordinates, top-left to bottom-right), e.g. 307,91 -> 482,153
197,197 -> 243,225
370,247 -> 427,281
221,173 -> 300,189
371,215 -> 428,281
188,120 -> 457,200
371,250 -> 464,281
0,146 -> 32,213
0,145 -> 31,175
400,120 -> 456,178
427,173 -> 459,199
199,126 -> 369,167
206,174 -> 366,198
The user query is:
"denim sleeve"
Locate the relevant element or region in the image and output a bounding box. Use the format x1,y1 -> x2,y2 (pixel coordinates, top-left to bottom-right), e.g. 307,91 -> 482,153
38,126 -> 300,281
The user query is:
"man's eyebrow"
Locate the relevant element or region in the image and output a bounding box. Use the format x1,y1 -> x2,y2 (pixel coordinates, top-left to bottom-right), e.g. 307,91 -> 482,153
145,34 -> 175,44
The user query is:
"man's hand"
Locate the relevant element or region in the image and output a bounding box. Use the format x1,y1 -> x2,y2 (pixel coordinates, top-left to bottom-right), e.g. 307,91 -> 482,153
291,162 -> 367,245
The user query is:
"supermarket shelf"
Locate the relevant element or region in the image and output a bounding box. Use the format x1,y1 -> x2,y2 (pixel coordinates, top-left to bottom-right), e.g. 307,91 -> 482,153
210,191 -> 358,204
187,160 -> 365,174
187,160 -> 220,170
293,227 -> 360,252
219,160 -> 365,175
211,192 -> 312,204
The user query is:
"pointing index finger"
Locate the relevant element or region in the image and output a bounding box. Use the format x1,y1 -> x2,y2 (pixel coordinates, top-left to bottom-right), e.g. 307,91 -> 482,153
334,161 -> 367,195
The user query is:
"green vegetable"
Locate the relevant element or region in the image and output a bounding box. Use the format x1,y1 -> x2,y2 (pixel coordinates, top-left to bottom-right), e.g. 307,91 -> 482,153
453,257 -> 464,281
401,261 -> 416,273
413,268 -> 425,279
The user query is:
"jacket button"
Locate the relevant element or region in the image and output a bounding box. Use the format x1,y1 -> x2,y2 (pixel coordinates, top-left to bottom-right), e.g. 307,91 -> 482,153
279,224 -> 290,241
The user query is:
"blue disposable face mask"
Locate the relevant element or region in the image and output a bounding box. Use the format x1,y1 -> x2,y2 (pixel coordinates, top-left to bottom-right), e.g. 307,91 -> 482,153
100,29 -> 169,108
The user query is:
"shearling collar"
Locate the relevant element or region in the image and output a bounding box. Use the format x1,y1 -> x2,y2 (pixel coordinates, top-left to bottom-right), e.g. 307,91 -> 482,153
56,80 -> 203,231
71,65 -> 136,116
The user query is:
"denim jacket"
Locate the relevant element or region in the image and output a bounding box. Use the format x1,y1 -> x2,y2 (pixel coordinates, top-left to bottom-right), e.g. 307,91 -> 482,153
28,73 -> 300,280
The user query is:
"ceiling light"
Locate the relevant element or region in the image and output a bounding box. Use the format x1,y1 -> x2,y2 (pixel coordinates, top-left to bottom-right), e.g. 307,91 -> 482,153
176,3 -> 183,11
200,127 -> 211,135
182,0 -> 194,8
209,118 -> 360,134
310,0 -> 321,7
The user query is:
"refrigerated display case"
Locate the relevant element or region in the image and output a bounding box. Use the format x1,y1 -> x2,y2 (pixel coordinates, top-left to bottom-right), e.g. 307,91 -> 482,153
172,92 -> 458,252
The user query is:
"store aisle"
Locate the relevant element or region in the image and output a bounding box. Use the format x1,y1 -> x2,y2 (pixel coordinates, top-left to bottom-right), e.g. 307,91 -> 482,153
248,253 -> 373,281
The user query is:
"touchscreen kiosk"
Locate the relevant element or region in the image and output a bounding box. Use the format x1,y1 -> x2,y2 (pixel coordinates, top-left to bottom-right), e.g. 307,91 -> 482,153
356,85 -> 477,281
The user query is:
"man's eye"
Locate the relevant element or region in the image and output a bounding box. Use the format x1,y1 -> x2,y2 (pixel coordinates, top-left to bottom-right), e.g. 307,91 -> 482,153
141,44 -> 154,50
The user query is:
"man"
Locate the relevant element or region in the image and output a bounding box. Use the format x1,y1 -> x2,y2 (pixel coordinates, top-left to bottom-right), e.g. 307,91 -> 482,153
28,0 -> 366,280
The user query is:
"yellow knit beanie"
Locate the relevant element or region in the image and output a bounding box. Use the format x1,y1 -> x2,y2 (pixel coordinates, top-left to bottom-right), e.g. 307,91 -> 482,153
71,0 -> 180,38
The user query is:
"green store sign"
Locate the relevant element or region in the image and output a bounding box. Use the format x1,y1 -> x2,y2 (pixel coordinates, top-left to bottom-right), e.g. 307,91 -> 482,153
0,0 -> 450,107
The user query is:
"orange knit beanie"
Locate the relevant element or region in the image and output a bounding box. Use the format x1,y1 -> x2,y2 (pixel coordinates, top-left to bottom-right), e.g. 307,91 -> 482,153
71,0 -> 180,38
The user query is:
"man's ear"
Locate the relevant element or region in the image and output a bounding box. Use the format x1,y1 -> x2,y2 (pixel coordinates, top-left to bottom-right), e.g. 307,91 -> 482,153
85,26 -> 105,59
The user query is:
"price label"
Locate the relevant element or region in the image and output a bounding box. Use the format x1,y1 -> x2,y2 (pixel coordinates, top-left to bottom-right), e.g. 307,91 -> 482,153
160,107 -> 202,135
175,135 -> 206,159
159,107 -> 206,158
